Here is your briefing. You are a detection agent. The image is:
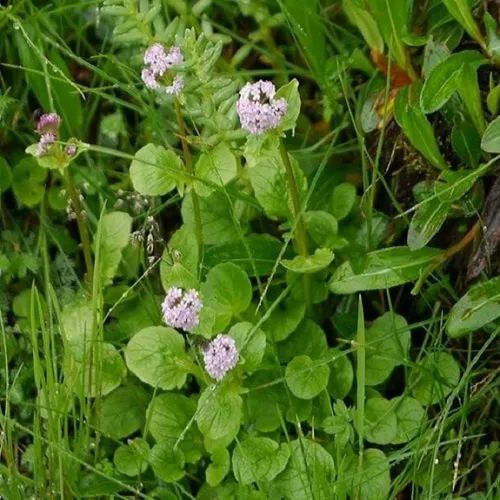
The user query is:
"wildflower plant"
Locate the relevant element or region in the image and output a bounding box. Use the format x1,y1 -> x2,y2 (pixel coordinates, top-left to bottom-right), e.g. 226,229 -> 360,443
1,0 -> 499,498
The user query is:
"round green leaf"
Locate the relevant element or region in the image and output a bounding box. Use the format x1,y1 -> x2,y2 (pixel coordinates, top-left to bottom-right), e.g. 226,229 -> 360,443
114,438 -> 149,477
272,439 -> 335,500
263,295 -> 306,342
206,448 -> 230,487
281,248 -> 334,274
12,157 -> 47,207
349,448 -> 391,500
278,320 -> 328,363
146,392 -> 202,463
229,322 -> 266,373
327,349 -> 354,399
196,384 -> 242,448
129,143 -> 183,196
285,355 -> 329,400
99,385 -> 149,439
304,211 -> 338,247
365,312 -> 410,386
202,263 -> 252,330
330,182 -> 356,220
390,396 -> 426,444
124,326 -> 189,390
363,397 -> 397,445
232,437 -> 290,485
194,143 -> 237,197
149,441 -> 185,483
410,352 -> 460,405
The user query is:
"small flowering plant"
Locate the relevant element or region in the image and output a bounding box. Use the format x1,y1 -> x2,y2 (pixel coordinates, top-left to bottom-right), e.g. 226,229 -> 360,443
25,112 -> 85,169
141,43 -> 184,95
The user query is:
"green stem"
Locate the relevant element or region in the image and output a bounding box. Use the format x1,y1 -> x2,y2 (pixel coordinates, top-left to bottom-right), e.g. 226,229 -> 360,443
175,99 -> 203,273
64,169 -> 93,287
279,139 -> 311,308
355,296 -> 365,500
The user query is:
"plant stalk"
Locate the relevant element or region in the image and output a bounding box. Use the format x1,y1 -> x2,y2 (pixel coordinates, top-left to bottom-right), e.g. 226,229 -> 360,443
279,138 -> 311,308
175,99 -> 203,270
64,169 -> 93,287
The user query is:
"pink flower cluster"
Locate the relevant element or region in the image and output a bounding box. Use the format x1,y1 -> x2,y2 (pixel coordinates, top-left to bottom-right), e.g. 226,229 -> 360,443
236,80 -> 288,135
161,287 -> 202,331
35,112 -> 61,156
202,334 -> 239,381
141,43 -> 184,95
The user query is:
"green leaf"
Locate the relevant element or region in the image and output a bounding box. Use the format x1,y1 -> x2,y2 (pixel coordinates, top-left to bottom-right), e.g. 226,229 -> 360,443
329,247 -> 442,294
304,211 -> 339,247
113,438 -> 149,477
409,352 -> 460,405
348,449 -> 391,500
204,234 -> 283,277
124,326 -> 189,390
407,198 -> 451,250
147,393 -> 200,456
182,190 -> 245,245
451,120 -> 481,167
194,143 -> 237,197
481,116 -> 500,153
272,439 -> 335,500
99,385 -> 149,439
64,343 -> 126,397
420,51 -> 486,113
390,396 -> 426,444
229,322 -> 266,373
263,295 -> 306,342
327,350 -> 354,399
362,397 -> 397,445
232,437 -> 290,485
149,441 -> 185,483
129,144 -> 183,196
278,320 -> 328,363
206,448 -> 230,487
275,79 -> 301,132
342,0 -> 384,53
97,211 -> 132,286
285,355 -> 330,399
281,248 -> 334,274
196,384 -> 242,448
446,276 -> 500,337
442,0 -> 485,46
160,226 -> 199,291
366,0 -> 412,70
330,182 -> 357,221
202,263 -> 252,330
365,312 -> 410,386
395,84 -> 447,170
12,157 -> 47,207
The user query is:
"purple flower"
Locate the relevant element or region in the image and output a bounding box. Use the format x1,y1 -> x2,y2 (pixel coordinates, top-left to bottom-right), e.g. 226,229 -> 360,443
65,143 -> 77,157
161,287 -> 202,331
36,132 -> 57,156
36,112 -> 61,135
141,44 -> 184,93
202,334 -> 239,381
236,80 -> 288,135
165,74 -> 184,95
